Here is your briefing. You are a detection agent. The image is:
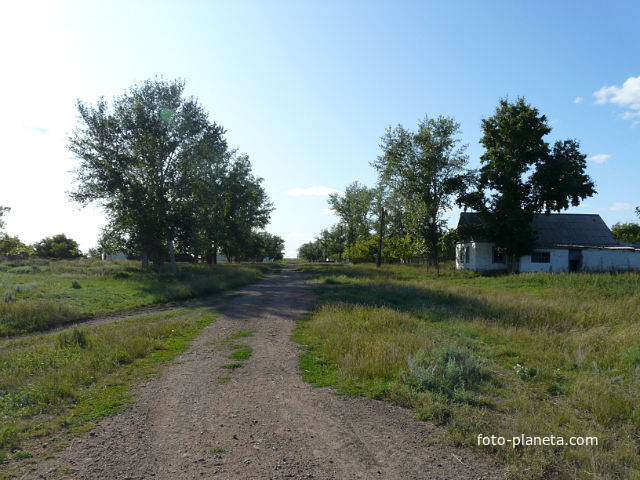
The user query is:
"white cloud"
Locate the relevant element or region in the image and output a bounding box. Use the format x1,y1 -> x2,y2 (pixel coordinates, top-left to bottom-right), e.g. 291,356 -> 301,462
593,75 -> 640,121
609,202 -> 634,211
284,186 -> 342,196
588,154 -> 611,164
573,96 -> 584,104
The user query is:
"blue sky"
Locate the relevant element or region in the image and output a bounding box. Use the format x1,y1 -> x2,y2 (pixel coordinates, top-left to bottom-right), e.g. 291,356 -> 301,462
0,1 -> 638,257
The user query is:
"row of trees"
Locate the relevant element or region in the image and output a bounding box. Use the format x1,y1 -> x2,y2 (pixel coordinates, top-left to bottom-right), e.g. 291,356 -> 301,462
69,78 -> 282,269
0,212 -> 83,259
300,97 -> 601,271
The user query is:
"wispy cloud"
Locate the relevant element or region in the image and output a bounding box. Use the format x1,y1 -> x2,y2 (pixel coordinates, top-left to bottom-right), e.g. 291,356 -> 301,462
588,154 -> 611,164
609,202 -> 634,211
284,186 -> 342,196
594,75 -> 640,121
573,96 -> 584,104
21,125 -> 49,135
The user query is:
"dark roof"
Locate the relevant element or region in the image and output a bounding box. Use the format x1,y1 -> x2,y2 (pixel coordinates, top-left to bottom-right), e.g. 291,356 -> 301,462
457,212 -> 616,248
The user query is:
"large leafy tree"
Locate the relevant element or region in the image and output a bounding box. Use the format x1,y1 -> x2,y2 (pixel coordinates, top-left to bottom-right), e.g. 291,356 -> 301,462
375,115 -> 469,272
328,182 -> 375,256
68,78 -> 226,271
218,155 -> 272,262
459,97 -> 595,269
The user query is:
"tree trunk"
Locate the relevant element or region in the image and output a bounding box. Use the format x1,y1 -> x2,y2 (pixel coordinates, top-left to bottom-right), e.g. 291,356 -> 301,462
168,238 -> 177,274
213,241 -> 218,264
141,251 -> 149,270
376,207 -> 385,268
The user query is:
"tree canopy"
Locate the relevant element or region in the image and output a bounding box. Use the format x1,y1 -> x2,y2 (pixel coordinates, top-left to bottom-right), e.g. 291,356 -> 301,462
375,115 -> 469,271
34,234 -> 82,259
459,97 -> 595,267
68,78 -> 273,269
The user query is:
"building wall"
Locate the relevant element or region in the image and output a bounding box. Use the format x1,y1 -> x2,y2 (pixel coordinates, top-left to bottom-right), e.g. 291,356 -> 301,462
519,249 -> 568,273
581,249 -> 640,271
456,242 -> 508,271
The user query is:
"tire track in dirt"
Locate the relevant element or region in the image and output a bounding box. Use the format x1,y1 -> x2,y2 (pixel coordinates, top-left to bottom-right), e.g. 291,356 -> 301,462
23,266 -> 501,479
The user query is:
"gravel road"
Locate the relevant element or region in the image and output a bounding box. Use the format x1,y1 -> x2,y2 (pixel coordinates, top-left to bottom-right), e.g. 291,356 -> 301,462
25,266 -> 500,479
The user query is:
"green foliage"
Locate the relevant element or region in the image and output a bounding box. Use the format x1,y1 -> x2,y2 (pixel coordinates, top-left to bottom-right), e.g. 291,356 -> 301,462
375,115 -> 469,270
34,234 -> 82,259
0,234 -> 32,257
0,206 -> 9,232
611,222 -> 640,243
328,182 -> 375,253
298,240 -> 324,262
459,97 -> 596,264
71,280 -> 82,289
68,78 -> 273,270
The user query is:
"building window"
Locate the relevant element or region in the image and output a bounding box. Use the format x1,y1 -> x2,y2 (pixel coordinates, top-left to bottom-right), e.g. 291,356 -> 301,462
464,245 -> 471,264
531,251 -> 551,263
492,247 -> 506,264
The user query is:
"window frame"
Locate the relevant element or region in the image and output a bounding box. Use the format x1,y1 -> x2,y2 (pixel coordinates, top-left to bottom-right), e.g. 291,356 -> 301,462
531,251 -> 551,263
492,246 -> 506,264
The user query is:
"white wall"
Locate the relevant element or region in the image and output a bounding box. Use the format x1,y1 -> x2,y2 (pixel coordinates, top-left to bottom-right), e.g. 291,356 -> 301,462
581,249 -> 640,271
519,249 -> 568,273
456,242 -> 507,271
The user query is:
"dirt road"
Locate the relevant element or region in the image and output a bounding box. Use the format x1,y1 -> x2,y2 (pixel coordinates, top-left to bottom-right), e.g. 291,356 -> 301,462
27,266 -> 500,479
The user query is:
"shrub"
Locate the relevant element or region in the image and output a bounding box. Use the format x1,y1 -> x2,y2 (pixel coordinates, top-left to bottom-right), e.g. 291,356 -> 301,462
71,280 -> 82,289
56,327 -> 89,348
34,234 -> 82,259
404,345 -> 489,397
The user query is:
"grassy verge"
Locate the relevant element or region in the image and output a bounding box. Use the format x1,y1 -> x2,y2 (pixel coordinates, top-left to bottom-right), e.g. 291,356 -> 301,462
293,263 -> 640,480
0,307 -> 218,476
0,258 -> 278,336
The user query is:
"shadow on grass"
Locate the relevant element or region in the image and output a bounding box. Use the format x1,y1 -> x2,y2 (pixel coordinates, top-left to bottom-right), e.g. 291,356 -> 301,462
310,269 -> 581,332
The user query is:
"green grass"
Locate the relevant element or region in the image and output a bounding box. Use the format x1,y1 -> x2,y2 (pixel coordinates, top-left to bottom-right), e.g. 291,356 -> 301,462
0,258 -> 277,336
293,262 -> 640,480
0,307 -> 218,471
220,362 -> 243,370
216,330 -> 254,371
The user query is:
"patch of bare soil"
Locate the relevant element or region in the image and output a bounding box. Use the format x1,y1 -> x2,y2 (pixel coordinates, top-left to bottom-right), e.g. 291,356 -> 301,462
22,266 -> 501,479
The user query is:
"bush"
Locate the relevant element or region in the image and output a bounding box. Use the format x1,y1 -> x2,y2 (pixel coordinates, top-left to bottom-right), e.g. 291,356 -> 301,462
34,234 -> 82,259
404,345 -> 489,397
56,327 -> 89,348
71,280 -> 82,289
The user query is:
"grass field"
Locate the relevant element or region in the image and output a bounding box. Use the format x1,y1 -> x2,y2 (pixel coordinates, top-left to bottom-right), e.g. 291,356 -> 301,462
0,307 -> 218,475
293,263 -> 640,480
0,258 -> 277,336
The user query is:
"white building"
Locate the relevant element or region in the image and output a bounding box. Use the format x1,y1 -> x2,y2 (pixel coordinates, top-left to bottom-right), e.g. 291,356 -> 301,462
455,213 -> 640,273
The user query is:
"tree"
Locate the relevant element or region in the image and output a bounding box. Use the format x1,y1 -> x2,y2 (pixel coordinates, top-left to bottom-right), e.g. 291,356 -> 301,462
217,155 -> 272,262
375,115 -> 469,272
0,235 -> 32,257
297,240 -> 323,262
68,78 -> 227,272
611,222 -> 640,243
0,206 -> 9,232
328,182 -> 375,256
35,234 -> 82,259
459,97 -> 596,270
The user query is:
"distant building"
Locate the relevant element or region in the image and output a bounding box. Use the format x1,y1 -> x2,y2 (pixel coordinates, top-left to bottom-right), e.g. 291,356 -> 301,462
456,213 -> 640,272
101,252 -> 127,261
